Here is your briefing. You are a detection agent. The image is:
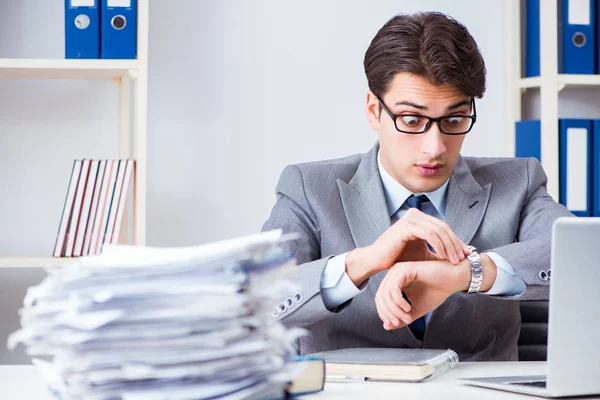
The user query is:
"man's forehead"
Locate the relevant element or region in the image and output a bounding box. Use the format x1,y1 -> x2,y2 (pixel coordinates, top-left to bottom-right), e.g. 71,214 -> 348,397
387,73 -> 466,99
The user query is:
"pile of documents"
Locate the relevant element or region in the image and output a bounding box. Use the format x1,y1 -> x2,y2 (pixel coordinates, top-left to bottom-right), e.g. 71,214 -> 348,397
9,230 -> 305,400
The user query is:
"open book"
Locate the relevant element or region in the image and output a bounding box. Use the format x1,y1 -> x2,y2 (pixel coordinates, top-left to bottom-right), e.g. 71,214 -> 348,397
309,348 -> 459,383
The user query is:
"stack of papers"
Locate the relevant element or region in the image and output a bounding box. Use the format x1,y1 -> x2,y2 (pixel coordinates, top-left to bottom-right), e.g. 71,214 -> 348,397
8,230 -> 305,400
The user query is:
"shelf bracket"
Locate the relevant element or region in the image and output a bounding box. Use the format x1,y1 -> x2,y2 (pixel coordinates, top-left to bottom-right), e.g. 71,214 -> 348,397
557,83 -> 566,93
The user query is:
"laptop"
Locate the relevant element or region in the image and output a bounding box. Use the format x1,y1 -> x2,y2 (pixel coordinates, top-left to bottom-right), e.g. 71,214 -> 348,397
461,217 -> 600,398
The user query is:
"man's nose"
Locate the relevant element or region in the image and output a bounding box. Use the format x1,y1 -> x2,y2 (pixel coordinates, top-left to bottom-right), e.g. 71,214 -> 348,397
420,122 -> 447,158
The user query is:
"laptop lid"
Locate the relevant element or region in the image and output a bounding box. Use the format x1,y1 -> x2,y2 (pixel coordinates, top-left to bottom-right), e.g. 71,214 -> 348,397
546,217 -> 600,397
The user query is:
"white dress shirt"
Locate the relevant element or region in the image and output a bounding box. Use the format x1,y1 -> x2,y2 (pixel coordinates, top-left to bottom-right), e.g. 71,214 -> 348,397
320,151 -> 526,317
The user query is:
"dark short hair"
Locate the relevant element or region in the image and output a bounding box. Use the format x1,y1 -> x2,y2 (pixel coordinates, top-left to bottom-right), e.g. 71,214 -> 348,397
363,12 -> 486,100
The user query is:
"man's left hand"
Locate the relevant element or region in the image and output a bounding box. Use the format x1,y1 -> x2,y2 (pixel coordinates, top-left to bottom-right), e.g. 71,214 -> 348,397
374,255 -> 497,331
374,260 -> 463,330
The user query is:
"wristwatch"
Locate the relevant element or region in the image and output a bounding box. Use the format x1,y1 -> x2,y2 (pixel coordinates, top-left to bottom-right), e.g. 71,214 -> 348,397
466,245 -> 483,294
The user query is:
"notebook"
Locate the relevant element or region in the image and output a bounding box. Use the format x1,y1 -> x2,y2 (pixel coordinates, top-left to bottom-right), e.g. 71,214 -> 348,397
286,356 -> 326,396
308,347 -> 458,383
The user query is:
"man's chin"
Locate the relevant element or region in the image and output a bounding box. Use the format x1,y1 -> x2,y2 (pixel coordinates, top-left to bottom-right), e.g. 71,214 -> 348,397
408,176 -> 448,194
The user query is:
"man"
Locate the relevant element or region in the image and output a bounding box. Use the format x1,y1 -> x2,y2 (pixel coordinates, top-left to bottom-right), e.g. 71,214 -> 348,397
261,12 -> 573,361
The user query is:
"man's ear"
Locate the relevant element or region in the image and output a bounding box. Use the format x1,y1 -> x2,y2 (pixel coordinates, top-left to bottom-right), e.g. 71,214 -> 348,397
366,91 -> 381,131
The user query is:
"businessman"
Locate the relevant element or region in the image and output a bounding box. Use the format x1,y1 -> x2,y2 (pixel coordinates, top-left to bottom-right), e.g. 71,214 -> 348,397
261,12 -> 573,361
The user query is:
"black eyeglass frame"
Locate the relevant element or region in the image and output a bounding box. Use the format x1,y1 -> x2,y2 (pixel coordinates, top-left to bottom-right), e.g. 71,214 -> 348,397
376,95 -> 477,135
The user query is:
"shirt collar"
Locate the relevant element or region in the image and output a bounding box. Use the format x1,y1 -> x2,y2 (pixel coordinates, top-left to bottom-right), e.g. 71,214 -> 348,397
377,150 -> 449,217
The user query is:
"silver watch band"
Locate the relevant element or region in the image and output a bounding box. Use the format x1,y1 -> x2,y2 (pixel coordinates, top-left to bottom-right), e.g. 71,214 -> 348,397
467,245 -> 483,294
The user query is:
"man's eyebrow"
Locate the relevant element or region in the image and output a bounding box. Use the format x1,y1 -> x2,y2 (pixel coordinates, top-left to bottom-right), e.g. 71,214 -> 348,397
446,100 -> 471,112
392,99 -> 471,112
394,101 -> 428,110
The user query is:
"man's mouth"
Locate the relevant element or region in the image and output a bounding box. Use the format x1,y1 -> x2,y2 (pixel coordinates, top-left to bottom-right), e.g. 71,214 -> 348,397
416,163 -> 444,177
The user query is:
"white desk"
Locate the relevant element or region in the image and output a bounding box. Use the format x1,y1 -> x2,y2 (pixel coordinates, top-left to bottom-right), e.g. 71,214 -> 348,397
312,361 -> 600,399
0,366 -> 54,400
1,362 -> 598,399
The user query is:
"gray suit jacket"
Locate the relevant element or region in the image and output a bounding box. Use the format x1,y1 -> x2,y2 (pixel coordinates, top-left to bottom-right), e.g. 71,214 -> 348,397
261,142 -> 573,361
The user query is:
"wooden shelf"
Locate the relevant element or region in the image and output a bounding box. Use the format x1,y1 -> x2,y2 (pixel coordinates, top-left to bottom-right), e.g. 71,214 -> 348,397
0,256 -> 77,268
0,58 -> 139,80
517,77 -> 542,89
557,74 -> 600,87
0,1 -> 148,259
518,74 -> 600,90
507,0 -> 600,201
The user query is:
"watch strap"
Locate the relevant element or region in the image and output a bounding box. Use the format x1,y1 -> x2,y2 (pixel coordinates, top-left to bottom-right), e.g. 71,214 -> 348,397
467,245 -> 483,294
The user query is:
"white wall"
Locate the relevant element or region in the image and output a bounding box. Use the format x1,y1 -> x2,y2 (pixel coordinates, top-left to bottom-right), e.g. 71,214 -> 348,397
146,0 -> 509,247
0,0 -> 509,363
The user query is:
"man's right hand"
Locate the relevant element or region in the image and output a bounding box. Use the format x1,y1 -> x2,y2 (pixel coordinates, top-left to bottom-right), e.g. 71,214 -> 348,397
345,208 -> 470,287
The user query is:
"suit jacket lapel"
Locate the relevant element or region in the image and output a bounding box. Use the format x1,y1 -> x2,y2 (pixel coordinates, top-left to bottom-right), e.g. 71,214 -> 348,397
337,152 -> 492,250
337,143 -> 390,249
337,143 -> 392,295
444,155 -> 492,245
337,143 -> 420,346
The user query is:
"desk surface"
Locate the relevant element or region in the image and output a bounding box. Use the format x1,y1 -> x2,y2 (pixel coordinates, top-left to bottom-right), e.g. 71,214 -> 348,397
1,362 -> 598,399
313,361 -> 599,399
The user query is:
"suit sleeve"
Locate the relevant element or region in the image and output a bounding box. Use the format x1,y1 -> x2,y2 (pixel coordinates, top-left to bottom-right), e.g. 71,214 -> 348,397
488,157 -> 573,300
481,251 -> 526,296
261,165 -> 353,328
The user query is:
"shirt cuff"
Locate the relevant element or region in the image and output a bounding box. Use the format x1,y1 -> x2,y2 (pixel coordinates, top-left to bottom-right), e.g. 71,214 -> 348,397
481,251 -> 526,296
320,252 -> 367,310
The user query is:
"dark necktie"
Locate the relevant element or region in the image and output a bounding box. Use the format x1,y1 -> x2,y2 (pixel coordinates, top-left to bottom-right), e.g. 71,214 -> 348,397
404,194 -> 429,341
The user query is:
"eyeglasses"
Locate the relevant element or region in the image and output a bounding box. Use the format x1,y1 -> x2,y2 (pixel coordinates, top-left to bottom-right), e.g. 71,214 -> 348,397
376,95 -> 477,135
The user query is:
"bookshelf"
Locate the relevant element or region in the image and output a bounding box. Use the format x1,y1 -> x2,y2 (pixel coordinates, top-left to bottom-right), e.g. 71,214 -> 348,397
517,74 -> 600,89
0,1 -> 149,268
0,59 -> 139,79
506,0 -> 600,202
0,257 -> 75,269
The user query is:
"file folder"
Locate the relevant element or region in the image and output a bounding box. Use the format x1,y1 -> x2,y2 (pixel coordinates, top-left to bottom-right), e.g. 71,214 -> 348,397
101,0 -> 137,59
65,0 -> 100,59
559,0 -> 595,74
525,0 -> 541,77
597,0 -> 600,73
515,120 -> 541,161
559,119 -> 592,216
592,120 -> 600,216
